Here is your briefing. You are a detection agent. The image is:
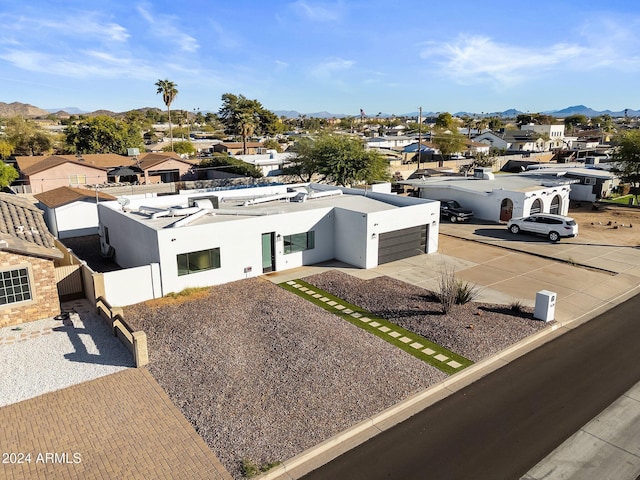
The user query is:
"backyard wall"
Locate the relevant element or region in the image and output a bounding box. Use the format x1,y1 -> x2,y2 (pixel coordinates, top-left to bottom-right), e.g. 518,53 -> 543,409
102,264 -> 162,307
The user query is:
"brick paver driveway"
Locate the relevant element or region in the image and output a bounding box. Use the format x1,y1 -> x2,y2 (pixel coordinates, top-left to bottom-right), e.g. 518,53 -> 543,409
0,369 -> 232,480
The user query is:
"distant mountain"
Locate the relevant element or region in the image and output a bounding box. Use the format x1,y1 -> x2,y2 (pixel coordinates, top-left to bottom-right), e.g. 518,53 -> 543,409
545,105 -> 640,118
46,107 -> 87,114
0,101 -> 50,118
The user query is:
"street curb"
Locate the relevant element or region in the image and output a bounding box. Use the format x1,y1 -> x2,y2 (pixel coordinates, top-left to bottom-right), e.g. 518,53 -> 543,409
258,282 -> 640,480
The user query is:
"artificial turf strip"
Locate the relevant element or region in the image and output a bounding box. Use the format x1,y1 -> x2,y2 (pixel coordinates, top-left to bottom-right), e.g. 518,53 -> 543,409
279,279 -> 473,375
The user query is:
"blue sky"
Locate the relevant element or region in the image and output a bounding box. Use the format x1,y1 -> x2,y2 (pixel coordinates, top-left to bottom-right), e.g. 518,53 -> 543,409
1,0 -> 639,116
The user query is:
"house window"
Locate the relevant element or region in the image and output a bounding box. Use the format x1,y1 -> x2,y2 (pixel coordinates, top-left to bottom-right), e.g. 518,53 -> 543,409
177,248 -> 221,276
69,174 -> 87,185
283,231 -> 315,254
0,268 -> 32,305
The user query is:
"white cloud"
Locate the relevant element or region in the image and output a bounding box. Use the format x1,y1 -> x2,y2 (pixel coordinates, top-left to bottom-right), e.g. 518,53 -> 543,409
421,35 -> 590,86
289,1 -> 345,22
136,3 -> 199,52
309,57 -> 355,80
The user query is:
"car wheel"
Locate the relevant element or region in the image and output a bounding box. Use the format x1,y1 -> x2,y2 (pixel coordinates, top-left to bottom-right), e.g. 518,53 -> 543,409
450,216 -> 458,223
509,224 -> 520,234
548,231 -> 560,242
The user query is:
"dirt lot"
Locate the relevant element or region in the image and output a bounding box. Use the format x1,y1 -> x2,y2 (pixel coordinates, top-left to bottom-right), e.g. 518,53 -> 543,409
568,203 -> 640,246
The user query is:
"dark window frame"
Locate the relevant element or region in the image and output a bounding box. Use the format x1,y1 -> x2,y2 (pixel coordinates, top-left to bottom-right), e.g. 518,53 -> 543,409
177,248 -> 221,276
283,231 -> 315,254
0,267 -> 33,306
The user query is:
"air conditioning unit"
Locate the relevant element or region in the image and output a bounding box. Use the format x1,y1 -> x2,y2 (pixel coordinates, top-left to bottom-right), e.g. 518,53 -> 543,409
584,177 -> 596,185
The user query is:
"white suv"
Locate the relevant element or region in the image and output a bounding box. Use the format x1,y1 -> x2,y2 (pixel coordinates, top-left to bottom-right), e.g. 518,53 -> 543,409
507,213 -> 578,242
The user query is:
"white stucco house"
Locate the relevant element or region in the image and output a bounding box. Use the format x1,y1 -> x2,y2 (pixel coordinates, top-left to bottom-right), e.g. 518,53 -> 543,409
97,183 -> 440,303
34,186 -> 117,238
525,165 -> 619,202
401,168 -> 574,222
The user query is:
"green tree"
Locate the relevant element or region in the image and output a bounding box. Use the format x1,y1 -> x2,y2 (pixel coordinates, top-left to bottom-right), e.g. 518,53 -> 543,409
431,129 -> 467,158
435,112 -> 455,130
564,114 -> 588,133
4,117 -> 53,155
263,139 -> 283,152
199,154 -> 262,178
284,134 -> 389,186
155,79 -> 178,151
64,115 -> 144,154
218,93 -> 278,142
612,130 -> 640,204
165,141 -> 196,157
0,162 -> 18,188
0,140 -> 13,159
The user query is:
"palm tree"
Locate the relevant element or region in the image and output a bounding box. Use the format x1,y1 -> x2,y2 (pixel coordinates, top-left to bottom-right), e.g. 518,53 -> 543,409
155,79 -> 178,151
237,112 -> 256,155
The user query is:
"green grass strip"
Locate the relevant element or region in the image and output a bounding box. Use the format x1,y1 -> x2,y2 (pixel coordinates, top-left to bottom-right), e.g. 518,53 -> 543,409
279,279 -> 473,375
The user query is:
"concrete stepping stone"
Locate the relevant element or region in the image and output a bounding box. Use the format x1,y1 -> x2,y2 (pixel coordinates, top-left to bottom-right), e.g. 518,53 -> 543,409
369,321 -> 381,327
434,354 -> 449,362
389,331 -> 402,338
448,361 -> 462,369
378,326 -> 391,333
410,342 -> 424,349
422,348 -> 435,355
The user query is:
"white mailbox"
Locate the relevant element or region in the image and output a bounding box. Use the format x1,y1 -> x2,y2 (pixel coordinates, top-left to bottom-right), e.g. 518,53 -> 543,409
534,290 -> 556,322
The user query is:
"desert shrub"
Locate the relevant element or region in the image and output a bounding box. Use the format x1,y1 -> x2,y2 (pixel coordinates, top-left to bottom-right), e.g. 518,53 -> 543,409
240,458 -> 281,478
509,300 -> 524,313
434,268 -> 480,313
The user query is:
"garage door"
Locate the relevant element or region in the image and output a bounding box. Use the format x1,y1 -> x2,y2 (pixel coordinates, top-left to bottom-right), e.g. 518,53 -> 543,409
377,225 -> 428,264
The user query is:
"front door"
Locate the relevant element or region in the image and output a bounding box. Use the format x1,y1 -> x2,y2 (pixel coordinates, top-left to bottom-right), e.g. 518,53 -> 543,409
261,232 -> 275,273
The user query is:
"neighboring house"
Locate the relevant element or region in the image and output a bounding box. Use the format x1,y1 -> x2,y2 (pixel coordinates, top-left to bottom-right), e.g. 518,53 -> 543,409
212,142 -> 265,155
0,194 -> 63,327
472,131 -> 510,151
97,183 -> 440,304
463,139 -> 491,156
234,151 -> 296,176
136,152 -> 198,184
501,129 -> 545,152
365,136 -> 415,149
521,123 -> 566,150
401,168 -> 573,222
14,154 -> 130,193
34,186 -> 117,238
526,165 -> 619,202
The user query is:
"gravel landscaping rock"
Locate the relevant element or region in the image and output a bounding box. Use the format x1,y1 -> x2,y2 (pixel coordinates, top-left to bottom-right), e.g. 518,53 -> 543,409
125,277 -> 446,479
304,270 -> 547,362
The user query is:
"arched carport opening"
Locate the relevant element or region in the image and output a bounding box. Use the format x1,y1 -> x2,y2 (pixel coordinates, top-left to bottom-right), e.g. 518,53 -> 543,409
500,198 -> 514,221
530,198 -> 542,215
550,195 -> 561,215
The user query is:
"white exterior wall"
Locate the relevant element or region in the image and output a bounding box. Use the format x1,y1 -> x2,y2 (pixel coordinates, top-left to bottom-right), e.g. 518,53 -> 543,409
53,201 -> 101,238
419,184 -> 570,222
98,204 -> 161,267
334,207 -> 368,268
155,208 -> 337,294
103,264 -> 162,307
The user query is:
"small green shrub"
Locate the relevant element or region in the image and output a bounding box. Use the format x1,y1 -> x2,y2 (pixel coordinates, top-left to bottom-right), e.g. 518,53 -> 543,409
164,287 -> 209,299
240,458 -> 282,478
434,268 -> 480,313
509,300 -> 524,313
455,280 -> 480,305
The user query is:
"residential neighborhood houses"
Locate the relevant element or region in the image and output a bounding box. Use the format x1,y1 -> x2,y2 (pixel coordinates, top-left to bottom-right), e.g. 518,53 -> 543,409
2,102 -> 640,480
0,106 -> 632,316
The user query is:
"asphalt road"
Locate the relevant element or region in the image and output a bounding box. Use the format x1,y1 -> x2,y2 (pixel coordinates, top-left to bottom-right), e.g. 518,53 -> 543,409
302,293 -> 640,480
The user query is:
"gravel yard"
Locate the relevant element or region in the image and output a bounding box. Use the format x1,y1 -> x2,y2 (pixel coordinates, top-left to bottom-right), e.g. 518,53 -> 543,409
303,270 -> 546,362
125,277 -> 446,479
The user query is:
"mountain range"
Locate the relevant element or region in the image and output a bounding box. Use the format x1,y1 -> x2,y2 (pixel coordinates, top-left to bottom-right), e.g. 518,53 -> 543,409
0,101 -> 637,119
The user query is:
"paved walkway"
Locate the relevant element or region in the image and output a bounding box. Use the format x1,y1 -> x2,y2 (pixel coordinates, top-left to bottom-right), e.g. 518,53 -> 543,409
281,278 -> 472,374
0,369 -> 232,480
0,299 -> 134,407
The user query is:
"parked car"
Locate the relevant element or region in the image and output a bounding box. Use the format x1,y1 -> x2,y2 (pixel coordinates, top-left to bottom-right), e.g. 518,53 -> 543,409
440,199 -> 474,223
507,213 -> 578,242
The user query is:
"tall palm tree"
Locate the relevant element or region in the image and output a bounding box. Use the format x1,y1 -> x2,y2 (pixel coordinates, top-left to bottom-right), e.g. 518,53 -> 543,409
155,79 -> 178,151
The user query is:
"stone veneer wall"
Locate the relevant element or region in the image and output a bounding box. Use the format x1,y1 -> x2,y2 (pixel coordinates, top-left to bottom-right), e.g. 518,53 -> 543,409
0,252 -> 60,327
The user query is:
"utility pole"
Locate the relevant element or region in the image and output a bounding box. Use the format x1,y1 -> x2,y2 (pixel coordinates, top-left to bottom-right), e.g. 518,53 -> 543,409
417,106 -> 422,170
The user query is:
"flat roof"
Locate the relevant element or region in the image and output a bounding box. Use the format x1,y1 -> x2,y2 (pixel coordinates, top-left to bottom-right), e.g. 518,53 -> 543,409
401,173 -> 575,194
103,188 -> 411,231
